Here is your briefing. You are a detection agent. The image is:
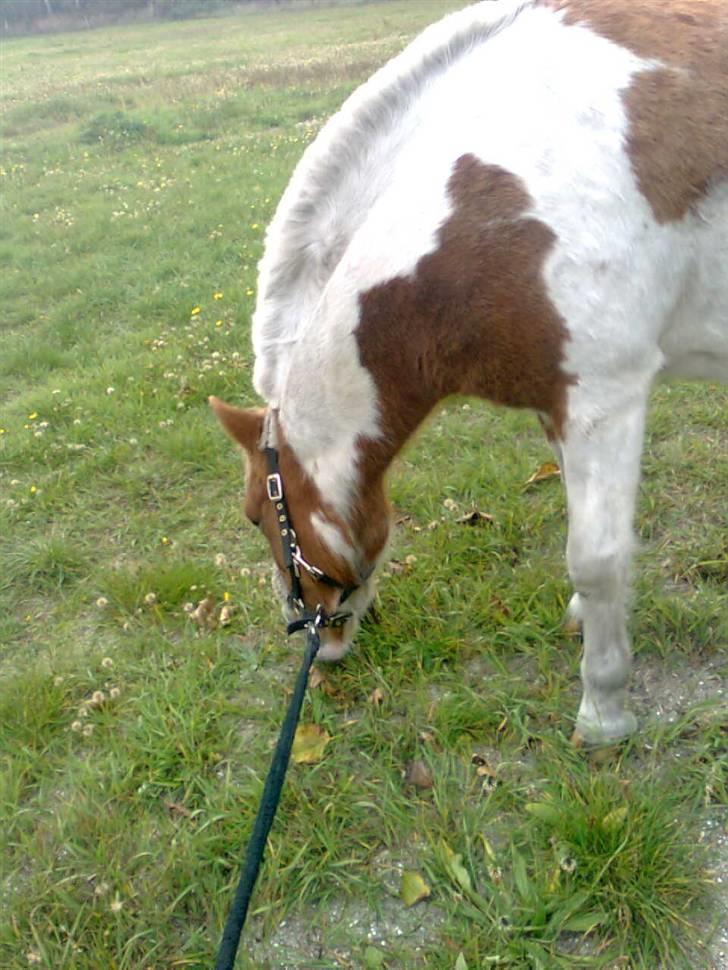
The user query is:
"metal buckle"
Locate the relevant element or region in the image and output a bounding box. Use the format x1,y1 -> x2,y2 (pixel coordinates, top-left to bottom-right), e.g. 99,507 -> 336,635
292,549 -> 323,581
266,473 -> 283,502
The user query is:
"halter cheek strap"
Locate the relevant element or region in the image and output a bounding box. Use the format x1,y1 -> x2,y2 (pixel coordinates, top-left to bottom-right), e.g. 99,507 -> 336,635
263,446 -> 356,632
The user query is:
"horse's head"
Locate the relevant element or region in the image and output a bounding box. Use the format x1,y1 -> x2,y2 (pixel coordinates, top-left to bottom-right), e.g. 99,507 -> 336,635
210,397 -> 390,660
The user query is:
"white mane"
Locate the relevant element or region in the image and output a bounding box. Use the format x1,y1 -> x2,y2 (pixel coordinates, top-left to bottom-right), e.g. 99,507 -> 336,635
251,0 -> 533,406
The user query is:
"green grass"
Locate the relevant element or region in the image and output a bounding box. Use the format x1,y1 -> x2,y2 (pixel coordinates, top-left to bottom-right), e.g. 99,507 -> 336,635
1,3 -> 727,968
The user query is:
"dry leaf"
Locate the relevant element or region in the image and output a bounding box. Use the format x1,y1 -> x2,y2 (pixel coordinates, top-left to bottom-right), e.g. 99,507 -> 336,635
292,724 -> 331,764
399,870 -> 431,907
219,603 -> 234,626
404,760 -> 433,790
601,806 -> 628,831
457,509 -> 494,527
163,799 -> 191,818
524,461 -> 561,486
475,764 -> 496,778
385,556 -> 416,576
309,668 -> 338,697
368,687 -> 385,707
190,596 -> 215,629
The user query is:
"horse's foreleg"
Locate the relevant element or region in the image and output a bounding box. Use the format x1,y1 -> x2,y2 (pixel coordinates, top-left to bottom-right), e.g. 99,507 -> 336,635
560,391 -> 650,744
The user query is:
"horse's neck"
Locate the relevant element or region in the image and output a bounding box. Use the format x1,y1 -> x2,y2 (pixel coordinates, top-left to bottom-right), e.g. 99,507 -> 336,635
254,1 -> 529,408
278,308 -> 438,518
253,119 -> 419,408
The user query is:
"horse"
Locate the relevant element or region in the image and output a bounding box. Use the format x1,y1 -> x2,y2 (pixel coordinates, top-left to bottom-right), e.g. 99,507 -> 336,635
211,0 -> 728,746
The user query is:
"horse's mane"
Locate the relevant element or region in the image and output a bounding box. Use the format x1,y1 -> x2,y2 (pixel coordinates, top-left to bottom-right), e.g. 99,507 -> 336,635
252,0 -> 533,404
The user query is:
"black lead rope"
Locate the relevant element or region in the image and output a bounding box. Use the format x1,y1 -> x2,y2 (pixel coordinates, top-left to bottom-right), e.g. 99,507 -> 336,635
214,440 -> 357,968
213,618 -> 321,970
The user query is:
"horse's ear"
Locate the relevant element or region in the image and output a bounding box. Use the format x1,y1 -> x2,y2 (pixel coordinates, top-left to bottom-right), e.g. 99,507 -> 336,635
209,397 -> 264,454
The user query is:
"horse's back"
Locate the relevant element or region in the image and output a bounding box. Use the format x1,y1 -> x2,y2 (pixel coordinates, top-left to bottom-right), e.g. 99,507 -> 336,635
326,0 -> 728,391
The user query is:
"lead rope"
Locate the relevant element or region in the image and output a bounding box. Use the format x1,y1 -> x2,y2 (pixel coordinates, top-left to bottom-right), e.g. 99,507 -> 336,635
213,616 -> 322,970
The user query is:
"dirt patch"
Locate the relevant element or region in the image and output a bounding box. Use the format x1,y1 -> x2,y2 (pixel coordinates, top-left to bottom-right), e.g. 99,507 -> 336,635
247,891 -> 443,969
631,653 -> 726,727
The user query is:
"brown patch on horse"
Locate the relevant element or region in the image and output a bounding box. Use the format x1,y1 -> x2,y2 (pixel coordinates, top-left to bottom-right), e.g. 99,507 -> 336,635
356,156 -> 573,453
210,398 -> 370,608
545,0 -> 728,222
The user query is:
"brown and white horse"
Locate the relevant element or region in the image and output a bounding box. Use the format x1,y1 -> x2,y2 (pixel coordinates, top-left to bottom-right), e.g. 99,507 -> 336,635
212,0 -> 727,745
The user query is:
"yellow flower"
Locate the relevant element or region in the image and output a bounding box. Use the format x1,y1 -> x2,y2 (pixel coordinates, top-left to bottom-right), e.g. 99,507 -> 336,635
28,412 -> 38,420
215,320 -> 222,327
213,292 -> 223,300
0,428 -> 6,434
250,223 -> 259,230
191,307 -> 201,316
30,485 -> 37,494
223,590 -> 230,602
161,536 -> 170,545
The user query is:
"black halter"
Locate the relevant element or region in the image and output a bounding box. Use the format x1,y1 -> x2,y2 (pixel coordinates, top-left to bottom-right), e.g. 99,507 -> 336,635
263,446 -> 356,634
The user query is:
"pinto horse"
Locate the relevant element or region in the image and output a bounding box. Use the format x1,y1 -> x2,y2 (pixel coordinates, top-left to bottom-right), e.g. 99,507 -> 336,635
211,0 -> 728,745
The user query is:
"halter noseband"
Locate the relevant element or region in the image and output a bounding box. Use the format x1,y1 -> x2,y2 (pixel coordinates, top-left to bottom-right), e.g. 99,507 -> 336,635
263,444 -> 356,635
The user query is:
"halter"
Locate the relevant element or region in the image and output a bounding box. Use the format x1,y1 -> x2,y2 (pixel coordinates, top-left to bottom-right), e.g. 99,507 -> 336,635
261,415 -> 356,633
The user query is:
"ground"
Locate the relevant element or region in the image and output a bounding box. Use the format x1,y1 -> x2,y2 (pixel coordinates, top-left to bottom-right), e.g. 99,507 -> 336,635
0,2 -> 726,968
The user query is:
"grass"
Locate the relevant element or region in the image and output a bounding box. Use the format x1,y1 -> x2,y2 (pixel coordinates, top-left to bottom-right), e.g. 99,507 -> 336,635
1,2 -> 727,968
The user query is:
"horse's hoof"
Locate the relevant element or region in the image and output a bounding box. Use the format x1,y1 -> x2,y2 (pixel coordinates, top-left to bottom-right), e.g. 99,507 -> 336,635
572,710 -> 638,748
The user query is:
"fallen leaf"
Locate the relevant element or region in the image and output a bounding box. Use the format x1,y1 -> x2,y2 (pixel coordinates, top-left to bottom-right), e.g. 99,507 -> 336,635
524,461 -> 561,486
601,805 -> 628,831
457,509 -> 494,526
309,668 -> 338,697
291,724 -> 331,764
440,842 -> 472,892
477,764 -> 498,793
363,945 -> 387,968
190,596 -> 215,629
400,870 -> 431,907
480,835 -> 497,864
218,603 -> 234,626
524,802 -> 562,826
163,799 -> 191,818
368,687 -> 385,707
404,760 -> 433,790
309,668 -> 325,689
385,558 -> 415,576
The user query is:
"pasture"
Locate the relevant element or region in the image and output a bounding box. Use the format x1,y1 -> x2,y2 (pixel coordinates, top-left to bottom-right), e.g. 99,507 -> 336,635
1,1 -> 726,966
